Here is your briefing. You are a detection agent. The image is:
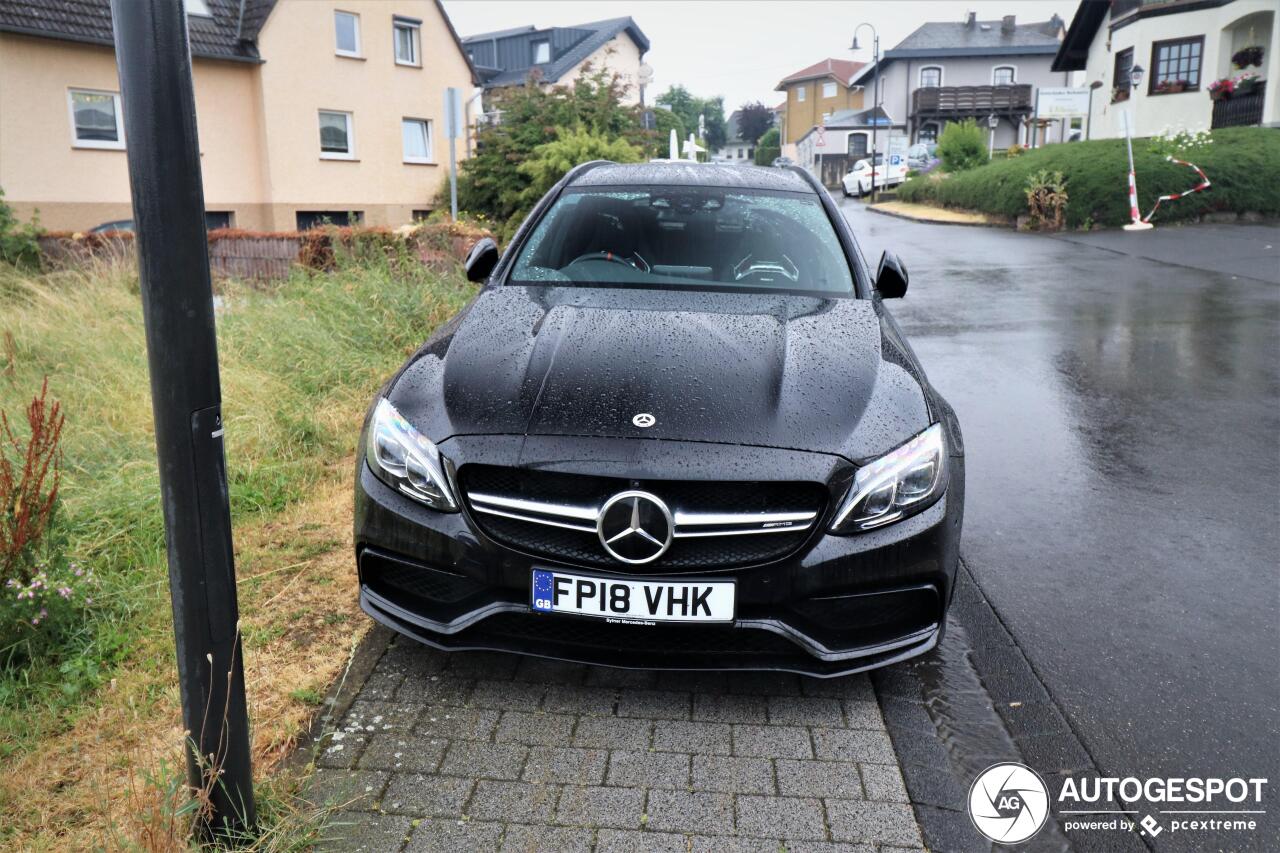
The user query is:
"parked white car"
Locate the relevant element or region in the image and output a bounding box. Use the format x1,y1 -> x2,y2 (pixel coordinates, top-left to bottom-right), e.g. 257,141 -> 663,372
841,155 -> 907,197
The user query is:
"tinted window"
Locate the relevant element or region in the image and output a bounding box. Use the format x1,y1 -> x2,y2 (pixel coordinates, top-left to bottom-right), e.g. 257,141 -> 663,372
510,187 -> 854,296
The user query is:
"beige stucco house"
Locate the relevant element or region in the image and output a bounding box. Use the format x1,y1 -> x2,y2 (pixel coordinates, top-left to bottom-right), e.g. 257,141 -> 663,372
0,0 -> 477,232
462,17 -> 650,108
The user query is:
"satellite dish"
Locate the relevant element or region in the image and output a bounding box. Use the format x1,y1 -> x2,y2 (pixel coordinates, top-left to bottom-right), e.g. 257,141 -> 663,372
638,63 -> 654,84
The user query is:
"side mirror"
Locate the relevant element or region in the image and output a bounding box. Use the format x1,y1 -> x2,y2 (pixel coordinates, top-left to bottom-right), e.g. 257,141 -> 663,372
875,250 -> 908,298
464,237 -> 500,283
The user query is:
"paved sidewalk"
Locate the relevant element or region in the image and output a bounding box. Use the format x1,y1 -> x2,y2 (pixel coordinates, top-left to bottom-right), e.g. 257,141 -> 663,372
308,636 -> 924,852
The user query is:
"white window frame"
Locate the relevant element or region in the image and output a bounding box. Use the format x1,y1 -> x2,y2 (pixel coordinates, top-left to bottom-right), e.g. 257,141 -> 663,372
401,117 -> 434,164
796,85 -> 806,102
992,65 -> 1017,85
393,19 -> 421,67
184,0 -> 212,17
67,88 -> 125,150
919,65 -> 944,88
334,10 -> 362,58
319,110 -> 356,160
822,81 -> 837,98
532,39 -> 551,65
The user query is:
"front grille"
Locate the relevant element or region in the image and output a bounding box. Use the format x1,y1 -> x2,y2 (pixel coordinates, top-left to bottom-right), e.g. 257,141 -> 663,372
468,612 -> 802,657
459,465 -> 827,572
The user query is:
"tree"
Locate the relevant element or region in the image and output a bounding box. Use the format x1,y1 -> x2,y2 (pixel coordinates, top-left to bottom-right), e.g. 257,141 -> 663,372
937,119 -> 988,172
753,127 -> 781,166
517,127 -> 643,206
656,85 -> 728,150
736,102 -> 774,146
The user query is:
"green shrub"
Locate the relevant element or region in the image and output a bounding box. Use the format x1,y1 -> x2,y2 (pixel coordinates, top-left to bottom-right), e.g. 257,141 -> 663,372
754,127 -> 781,165
0,189 -> 40,270
937,119 -> 988,172
517,126 -> 643,209
1024,170 -> 1068,230
896,127 -> 1279,228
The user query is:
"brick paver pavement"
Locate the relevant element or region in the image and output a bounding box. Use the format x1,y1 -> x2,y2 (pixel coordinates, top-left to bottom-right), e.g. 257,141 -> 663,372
309,636 -> 924,852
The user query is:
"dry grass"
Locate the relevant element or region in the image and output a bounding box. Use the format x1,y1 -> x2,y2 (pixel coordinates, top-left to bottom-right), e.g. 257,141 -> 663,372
0,472 -> 365,850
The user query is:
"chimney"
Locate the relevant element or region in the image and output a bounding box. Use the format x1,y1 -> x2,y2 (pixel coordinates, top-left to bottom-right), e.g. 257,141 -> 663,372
1002,15 -> 1016,34
965,11 -> 976,28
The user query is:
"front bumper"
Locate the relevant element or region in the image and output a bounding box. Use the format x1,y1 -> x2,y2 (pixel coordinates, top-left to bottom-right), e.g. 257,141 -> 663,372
354,434 -> 963,678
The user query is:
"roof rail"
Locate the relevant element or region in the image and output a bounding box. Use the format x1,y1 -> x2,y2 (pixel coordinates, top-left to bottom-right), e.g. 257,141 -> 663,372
562,159 -> 614,184
783,164 -> 823,194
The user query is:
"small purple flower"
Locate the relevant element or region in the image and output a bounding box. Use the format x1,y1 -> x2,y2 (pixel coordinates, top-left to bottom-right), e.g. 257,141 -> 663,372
85,597 -> 93,605
59,587 -> 72,599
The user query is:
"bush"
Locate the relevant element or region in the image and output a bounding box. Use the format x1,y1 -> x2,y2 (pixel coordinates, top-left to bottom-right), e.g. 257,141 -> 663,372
1024,170 -> 1068,230
754,127 -> 781,166
517,126 -> 643,208
896,127 -> 1279,228
0,188 -> 40,270
937,119 -> 988,172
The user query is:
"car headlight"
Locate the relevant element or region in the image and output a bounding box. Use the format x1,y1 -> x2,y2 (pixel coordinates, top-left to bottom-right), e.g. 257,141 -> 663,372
831,423 -> 946,533
365,398 -> 458,511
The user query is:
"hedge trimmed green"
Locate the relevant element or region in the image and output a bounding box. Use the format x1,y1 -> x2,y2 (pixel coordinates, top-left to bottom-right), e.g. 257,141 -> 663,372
896,127 -> 1279,228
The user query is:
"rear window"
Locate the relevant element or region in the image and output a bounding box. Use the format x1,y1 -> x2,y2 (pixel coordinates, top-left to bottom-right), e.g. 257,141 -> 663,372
509,186 -> 854,296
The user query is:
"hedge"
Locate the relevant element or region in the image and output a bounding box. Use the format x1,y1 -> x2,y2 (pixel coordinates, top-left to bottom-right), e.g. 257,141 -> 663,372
896,127 -> 1279,228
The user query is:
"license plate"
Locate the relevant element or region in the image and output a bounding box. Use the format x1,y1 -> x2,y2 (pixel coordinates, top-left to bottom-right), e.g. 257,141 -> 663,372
531,569 -> 735,623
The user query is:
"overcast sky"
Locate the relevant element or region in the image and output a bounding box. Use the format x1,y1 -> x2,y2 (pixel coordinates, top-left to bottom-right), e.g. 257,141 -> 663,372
442,1 -> 1079,110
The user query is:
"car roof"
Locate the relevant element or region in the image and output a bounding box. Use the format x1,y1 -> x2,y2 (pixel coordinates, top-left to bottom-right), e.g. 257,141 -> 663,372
569,161 -> 816,194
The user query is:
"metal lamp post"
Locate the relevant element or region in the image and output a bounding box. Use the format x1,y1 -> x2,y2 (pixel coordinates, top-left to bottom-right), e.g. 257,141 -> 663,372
987,113 -> 999,159
851,24 -> 879,202
1122,64 -> 1153,231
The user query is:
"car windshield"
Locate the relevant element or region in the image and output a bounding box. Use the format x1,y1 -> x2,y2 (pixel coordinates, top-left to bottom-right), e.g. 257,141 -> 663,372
509,186 -> 854,295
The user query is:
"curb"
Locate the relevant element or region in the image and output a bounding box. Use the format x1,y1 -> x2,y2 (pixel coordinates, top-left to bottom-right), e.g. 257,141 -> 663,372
283,622 -> 395,775
865,204 -> 1013,229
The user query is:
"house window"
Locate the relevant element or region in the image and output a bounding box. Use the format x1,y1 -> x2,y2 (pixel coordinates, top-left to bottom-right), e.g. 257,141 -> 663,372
296,211 -> 362,230
205,211 -> 233,230
918,122 -> 940,144
413,210 -> 432,222
919,66 -> 942,88
796,85 -> 806,102
334,11 -> 361,57
319,110 -> 354,159
847,133 -> 868,158
68,89 -> 124,149
402,118 -> 433,163
992,66 -> 1016,85
1150,36 -> 1203,93
822,81 -> 837,98
394,18 -> 421,66
532,39 -> 550,64
184,0 -> 212,16
1113,46 -> 1134,98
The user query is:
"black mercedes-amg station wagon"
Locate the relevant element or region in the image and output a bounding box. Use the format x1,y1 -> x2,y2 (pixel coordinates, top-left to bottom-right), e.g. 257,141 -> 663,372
354,162 -> 963,677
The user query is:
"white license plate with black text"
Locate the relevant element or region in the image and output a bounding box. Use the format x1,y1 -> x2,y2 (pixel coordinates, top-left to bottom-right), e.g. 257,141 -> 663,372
531,569 -> 735,623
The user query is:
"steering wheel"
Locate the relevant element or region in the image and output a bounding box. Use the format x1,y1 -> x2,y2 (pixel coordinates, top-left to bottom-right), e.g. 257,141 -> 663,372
566,251 -> 650,273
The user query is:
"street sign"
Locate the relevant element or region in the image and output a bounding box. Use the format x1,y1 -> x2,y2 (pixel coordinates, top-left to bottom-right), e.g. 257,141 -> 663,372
815,126 -> 826,148
1036,87 -> 1090,118
446,87 -> 461,220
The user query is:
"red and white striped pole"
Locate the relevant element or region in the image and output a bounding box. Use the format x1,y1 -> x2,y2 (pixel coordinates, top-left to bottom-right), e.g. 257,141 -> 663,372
1122,110 -> 1153,232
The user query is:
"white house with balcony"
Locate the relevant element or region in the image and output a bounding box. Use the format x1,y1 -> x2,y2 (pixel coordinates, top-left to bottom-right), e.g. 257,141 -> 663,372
1053,0 -> 1277,137
849,12 -> 1072,151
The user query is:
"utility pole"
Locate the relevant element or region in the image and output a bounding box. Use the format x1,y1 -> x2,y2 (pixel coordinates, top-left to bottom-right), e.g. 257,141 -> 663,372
110,0 -> 255,838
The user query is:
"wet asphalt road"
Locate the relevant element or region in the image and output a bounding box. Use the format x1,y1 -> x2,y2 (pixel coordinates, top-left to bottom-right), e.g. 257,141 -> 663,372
842,203 -> 1280,834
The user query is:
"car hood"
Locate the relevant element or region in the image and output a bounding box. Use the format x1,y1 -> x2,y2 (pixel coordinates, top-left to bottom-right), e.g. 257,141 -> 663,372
388,286 -> 931,462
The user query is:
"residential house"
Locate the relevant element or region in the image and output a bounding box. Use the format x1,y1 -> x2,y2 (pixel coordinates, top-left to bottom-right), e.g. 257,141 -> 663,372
462,17 -> 649,108
774,58 -> 867,154
0,0 -> 477,232
713,109 -> 774,162
850,12 -> 1071,151
1053,0 -> 1277,137
794,107 -> 906,187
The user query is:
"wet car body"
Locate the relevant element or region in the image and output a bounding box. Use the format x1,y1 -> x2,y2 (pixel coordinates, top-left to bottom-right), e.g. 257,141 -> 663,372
354,162 -> 964,677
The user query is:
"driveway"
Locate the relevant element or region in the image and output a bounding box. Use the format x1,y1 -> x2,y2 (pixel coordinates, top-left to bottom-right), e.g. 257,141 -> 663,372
849,202 -> 1280,849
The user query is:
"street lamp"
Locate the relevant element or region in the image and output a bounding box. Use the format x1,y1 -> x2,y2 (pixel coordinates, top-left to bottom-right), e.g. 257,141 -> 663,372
851,23 -> 880,202
1122,64 -> 1152,231
987,113 -> 998,159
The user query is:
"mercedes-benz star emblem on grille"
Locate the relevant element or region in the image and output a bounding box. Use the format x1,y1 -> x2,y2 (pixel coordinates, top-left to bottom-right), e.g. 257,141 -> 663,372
632,413 -> 656,428
597,490 -> 674,564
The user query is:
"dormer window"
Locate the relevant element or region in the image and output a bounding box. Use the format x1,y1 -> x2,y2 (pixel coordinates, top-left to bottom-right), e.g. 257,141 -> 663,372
184,0 -> 211,16
532,40 -> 551,65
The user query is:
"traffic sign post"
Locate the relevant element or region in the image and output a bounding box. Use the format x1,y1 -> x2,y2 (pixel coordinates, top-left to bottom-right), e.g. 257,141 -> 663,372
446,87 -> 462,221
109,0 -> 255,838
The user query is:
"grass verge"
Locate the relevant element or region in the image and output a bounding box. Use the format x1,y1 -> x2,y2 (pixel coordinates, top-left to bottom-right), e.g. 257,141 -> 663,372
896,127 -> 1280,228
0,247 -> 475,847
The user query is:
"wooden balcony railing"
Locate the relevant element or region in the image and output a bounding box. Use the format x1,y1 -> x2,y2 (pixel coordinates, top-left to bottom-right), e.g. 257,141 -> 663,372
1212,82 -> 1267,129
911,84 -> 1034,117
